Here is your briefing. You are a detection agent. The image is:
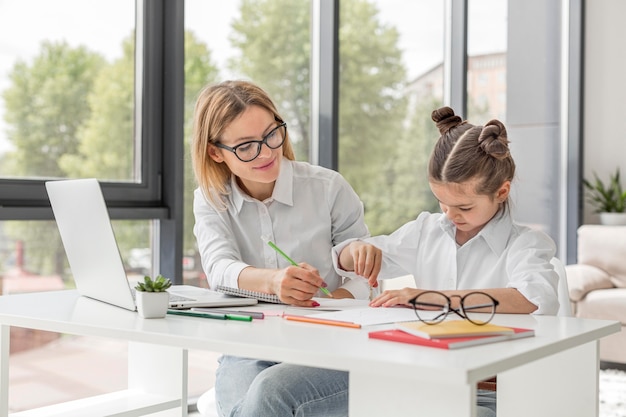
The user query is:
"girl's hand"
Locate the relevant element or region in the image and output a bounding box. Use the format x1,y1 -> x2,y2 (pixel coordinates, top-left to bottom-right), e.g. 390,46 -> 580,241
340,241 -> 382,287
272,263 -> 328,307
370,288 -> 422,308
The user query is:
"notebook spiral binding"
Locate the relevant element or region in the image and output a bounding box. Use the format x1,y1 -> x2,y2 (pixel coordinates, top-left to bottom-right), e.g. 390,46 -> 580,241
216,285 -> 285,304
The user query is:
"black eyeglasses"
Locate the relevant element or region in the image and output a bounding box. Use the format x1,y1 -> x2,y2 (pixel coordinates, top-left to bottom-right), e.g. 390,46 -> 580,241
215,122 -> 287,162
408,291 -> 499,325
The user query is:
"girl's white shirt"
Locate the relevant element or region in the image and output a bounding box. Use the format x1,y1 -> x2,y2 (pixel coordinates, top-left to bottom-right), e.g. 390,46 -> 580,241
194,159 -> 371,299
333,210 -> 559,314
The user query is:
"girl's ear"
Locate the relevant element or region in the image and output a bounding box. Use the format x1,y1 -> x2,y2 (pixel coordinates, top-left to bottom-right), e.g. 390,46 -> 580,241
208,144 -> 224,163
496,181 -> 511,202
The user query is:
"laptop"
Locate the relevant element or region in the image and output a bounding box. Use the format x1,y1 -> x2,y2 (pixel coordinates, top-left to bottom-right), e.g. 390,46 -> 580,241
45,178 -> 258,311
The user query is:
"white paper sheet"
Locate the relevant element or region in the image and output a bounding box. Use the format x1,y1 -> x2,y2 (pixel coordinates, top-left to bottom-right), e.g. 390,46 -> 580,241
306,306 -> 439,326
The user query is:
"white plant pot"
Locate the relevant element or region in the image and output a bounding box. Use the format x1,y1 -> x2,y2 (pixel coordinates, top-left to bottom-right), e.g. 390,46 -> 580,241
599,212 -> 626,226
136,291 -> 169,319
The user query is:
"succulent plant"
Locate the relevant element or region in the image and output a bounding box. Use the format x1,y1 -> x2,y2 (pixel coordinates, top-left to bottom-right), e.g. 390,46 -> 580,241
134,274 -> 172,292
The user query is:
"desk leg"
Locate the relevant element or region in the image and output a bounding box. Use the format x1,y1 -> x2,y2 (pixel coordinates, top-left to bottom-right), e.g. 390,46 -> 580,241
497,341 -> 599,417
128,342 -> 188,417
0,325 -> 8,417
349,370 -> 475,417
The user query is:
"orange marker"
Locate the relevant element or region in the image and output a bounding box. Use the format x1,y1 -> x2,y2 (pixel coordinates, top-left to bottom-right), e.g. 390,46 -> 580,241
283,314 -> 361,329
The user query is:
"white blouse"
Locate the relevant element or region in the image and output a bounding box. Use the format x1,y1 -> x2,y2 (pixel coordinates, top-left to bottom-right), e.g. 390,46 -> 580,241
194,159 -> 371,299
333,210 -> 559,314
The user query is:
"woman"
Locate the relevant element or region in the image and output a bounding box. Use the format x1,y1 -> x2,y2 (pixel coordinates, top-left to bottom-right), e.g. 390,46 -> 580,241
191,80 -> 369,416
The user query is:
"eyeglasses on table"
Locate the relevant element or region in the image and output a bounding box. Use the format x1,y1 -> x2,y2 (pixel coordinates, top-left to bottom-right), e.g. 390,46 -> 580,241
408,291 -> 499,325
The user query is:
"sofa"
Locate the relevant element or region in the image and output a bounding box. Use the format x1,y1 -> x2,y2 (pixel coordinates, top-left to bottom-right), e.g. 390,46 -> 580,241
565,225 -> 626,364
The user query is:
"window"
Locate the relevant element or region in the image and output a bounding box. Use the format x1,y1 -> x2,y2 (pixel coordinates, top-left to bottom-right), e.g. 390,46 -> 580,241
338,0 -> 444,236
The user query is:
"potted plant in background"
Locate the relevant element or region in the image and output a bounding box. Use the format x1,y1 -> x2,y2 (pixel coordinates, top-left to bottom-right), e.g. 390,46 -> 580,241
583,168 -> 626,225
134,274 -> 172,318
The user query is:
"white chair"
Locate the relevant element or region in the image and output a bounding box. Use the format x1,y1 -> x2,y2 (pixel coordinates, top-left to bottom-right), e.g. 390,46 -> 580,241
196,387 -> 218,417
551,257 -> 573,317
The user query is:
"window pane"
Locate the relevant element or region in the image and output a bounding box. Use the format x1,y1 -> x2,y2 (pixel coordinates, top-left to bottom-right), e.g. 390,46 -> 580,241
339,0 -> 444,235
183,0 -> 312,282
0,0 -> 136,182
467,0 -> 507,124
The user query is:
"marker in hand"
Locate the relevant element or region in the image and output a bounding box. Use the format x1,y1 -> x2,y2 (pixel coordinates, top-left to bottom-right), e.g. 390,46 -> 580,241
262,236 -> 333,298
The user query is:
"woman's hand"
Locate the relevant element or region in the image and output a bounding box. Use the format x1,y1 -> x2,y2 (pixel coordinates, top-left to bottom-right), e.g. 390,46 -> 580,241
339,241 -> 382,287
272,263 -> 328,307
369,288 -> 423,308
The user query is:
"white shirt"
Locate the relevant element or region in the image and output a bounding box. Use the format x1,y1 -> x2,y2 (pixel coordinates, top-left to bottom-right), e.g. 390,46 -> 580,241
194,159 -> 371,299
333,210 -> 559,314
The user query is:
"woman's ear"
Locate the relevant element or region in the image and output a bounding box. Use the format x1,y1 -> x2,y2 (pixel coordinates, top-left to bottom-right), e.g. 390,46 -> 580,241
496,181 -> 511,202
208,144 -> 224,163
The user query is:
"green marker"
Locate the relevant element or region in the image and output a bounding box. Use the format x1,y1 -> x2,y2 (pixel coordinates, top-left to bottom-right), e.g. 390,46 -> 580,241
167,309 -> 253,321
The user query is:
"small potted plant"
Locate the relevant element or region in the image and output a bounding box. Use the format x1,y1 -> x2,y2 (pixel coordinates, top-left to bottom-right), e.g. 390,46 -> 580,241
583,168 -> 626,225
134,274 -> 172,318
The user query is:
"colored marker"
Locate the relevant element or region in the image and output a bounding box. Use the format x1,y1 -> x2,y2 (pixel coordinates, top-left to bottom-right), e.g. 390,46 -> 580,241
167,309 -> 253,322
283,314 -> 361,329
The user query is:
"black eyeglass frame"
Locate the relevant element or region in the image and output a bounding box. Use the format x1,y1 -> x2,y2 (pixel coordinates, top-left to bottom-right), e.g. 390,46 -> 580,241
408,290 -> 500,325
214,122 -> 287,162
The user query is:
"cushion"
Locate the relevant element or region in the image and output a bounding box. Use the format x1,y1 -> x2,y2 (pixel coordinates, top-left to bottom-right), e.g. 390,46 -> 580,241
565,264 -> 614,301
577,225 -> 626,287
576,288 -> 626,324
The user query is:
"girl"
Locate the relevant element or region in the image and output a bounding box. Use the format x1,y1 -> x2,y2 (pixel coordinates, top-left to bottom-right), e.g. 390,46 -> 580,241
192,80 -> 369,417
333,106 -> 559,417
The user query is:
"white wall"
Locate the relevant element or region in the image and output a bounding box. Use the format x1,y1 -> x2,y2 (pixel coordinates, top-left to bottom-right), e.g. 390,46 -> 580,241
584,0 -> 626,224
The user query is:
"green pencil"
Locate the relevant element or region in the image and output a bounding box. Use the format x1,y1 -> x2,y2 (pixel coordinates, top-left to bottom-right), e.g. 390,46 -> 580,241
265,240 -> 333,298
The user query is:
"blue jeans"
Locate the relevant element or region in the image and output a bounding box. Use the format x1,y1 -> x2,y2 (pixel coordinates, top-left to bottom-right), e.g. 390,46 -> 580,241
215,355 -> 498,417
215,355 -> 348,417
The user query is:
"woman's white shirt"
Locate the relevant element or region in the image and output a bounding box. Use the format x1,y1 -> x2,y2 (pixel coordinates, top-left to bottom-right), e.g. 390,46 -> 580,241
194,159 -> 371,299
333,211 -> 559,314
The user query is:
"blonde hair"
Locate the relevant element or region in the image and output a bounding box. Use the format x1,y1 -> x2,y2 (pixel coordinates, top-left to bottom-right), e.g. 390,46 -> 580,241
191,80 -> 295,209
429,106 -> 515,208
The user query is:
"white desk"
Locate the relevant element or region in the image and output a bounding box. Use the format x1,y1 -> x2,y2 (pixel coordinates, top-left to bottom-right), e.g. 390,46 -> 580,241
0,290 -> 620,417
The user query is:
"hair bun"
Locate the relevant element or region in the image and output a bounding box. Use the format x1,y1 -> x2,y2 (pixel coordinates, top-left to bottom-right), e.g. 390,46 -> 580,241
431,106 -> 464,135
478,119 -> 510,160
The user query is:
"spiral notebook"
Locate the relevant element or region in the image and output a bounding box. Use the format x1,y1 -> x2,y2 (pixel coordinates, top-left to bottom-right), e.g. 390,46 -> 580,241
216,285 -> 285,304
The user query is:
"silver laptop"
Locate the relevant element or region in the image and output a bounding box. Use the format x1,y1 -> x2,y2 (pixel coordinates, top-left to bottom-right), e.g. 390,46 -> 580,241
45,178 -> 257,311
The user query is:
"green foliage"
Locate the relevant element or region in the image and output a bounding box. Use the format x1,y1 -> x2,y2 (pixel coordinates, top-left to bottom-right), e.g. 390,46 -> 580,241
369,97 -> 442,233
583,169 -> 626,213
230,0 -> 312,160
134,274 -> 172,292
58,33 -> 135,180
2,40 -> 105,177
